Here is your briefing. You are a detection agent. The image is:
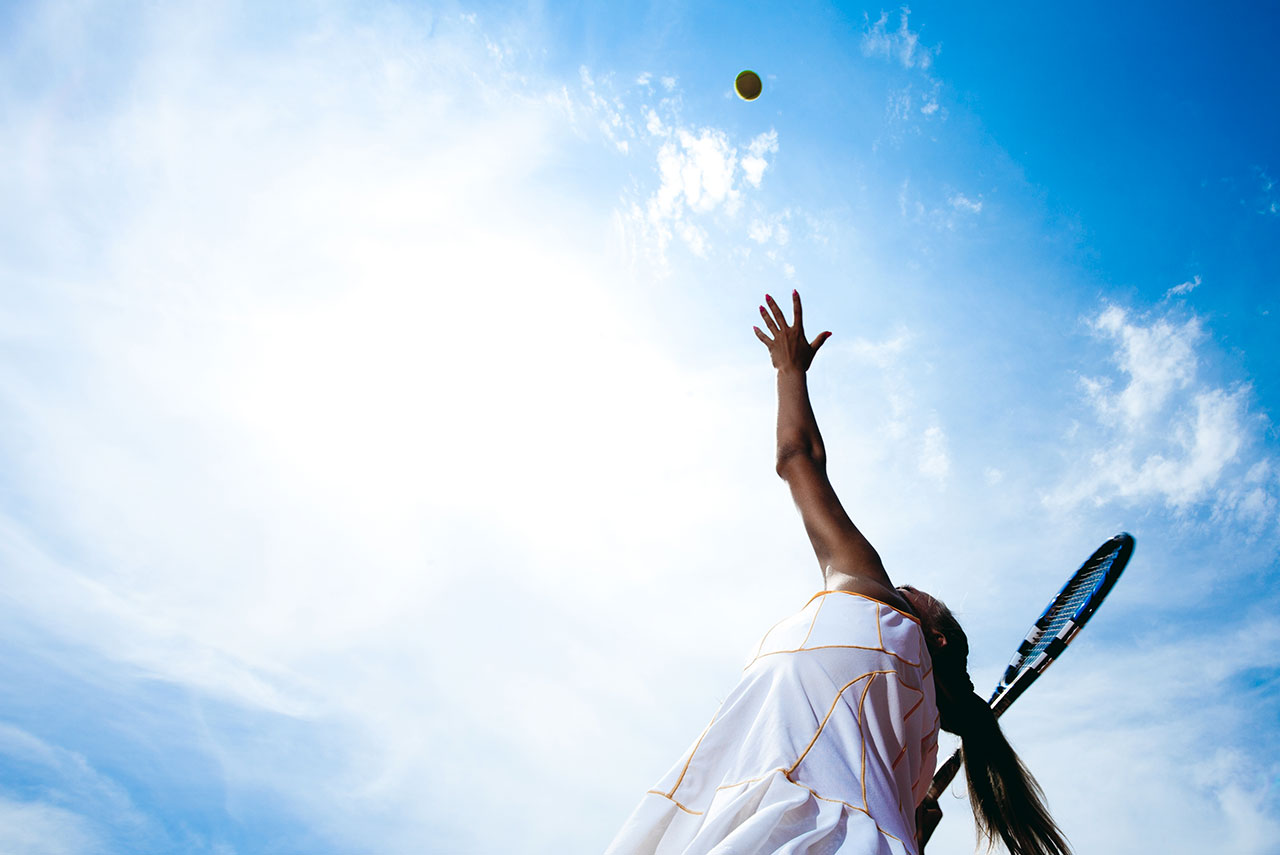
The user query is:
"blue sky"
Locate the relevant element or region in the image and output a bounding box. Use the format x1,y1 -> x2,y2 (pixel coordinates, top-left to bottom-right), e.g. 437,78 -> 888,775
1,1 -> 1277,853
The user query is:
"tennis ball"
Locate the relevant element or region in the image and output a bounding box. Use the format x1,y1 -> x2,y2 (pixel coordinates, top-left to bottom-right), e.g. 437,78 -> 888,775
735,69 -> 762,101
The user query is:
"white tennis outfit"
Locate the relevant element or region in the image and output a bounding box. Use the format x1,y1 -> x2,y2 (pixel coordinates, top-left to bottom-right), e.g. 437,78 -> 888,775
607,591 -> 939,855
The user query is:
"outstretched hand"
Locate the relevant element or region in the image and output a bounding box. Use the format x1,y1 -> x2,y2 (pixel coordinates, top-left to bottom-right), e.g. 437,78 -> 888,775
753,290 -> 832,372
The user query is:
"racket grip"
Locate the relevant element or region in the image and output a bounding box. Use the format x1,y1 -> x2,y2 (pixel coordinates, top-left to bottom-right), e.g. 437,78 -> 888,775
926,750 -> 963,801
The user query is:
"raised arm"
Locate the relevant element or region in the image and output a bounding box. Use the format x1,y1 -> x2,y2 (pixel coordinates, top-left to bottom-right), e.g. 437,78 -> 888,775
753,292 -> 899,599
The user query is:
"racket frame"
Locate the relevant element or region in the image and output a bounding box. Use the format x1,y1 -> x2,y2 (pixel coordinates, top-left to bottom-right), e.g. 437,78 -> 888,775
921,533 -> 1135,807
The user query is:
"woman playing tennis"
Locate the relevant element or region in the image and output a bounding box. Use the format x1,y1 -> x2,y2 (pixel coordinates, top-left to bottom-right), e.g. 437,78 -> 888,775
605,291 -> 1070,855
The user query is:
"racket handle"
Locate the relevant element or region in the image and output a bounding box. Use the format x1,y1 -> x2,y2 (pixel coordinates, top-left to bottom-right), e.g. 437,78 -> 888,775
926,749 -> 963,801
916,794 -> 943,849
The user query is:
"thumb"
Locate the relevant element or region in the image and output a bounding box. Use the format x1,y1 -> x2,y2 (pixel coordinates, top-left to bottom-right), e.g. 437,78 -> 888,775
812,331 -> 832,351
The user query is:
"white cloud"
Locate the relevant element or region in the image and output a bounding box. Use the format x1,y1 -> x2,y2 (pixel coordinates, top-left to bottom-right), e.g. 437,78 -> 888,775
0,798 -> 100,855
1192,748 -> 1280,854
0,723 -> 167,853
747,212 -> 791,249
887,87 -> 914,123
1165,274 -> 1202,298
848,331 -> 911,368
572,70 -> 786,261
645,107 -> 664,135
741,129 -> 778,187
1081,386 -> 1249,509
861,9 -> 938,70
579,65 -> 637,153
860,9 -> 945,141
830,331 -> 955,491
898,178 -> 922,218
1257,168 -> 1278,216
972,615 -> 1280,855
898,181 -> 984,229
1213,460 -> 1280,527
574,74 -> 788,265
1088,305 -> 1201,428
918,423 -> 951,484
1049,304 -> 1275,523
678,129 -> 738,212
644,128 -> 741,252
948,193 -> 982,213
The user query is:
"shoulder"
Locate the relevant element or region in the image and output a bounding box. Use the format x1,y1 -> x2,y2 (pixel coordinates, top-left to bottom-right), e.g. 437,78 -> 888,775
822,570 -> 915,617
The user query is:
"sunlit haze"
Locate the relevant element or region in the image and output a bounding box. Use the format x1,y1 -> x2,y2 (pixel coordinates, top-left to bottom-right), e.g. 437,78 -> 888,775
1,2 -> 1277,853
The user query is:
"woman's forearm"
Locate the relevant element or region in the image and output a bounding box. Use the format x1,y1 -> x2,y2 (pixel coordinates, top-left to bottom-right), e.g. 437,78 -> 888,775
775,366 -> 826,464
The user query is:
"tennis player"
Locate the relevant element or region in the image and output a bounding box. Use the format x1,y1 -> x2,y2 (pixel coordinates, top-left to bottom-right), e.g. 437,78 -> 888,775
604,291 -> 1070,855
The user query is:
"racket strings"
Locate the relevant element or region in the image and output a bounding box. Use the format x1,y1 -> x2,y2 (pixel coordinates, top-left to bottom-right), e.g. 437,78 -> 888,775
1013,550 -> 1119,674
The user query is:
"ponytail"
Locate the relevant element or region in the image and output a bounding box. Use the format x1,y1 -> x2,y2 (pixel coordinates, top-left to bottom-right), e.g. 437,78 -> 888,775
898,586 -> 1071,855
952,690 -> 1071,855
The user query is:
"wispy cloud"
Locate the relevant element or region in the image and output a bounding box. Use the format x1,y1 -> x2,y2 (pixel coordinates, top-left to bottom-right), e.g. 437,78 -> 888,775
1087,305 -> 1202,428
0,797 -> 102,855
577,70 -> 787,267
579,66 -> 639,153
862,9 -> 944,131
1048,304 -> 1276,529
639,125 -> 779,257
861,8 -> 938,70
997,611 -> 1280,854
1256,168 -> 1278,216
918,423 -> 951,484
828,331 -> 950,490
898,179 -> 985,229
0,722 -> 169,853
1165,274 -> 1202,299
742,129 -> 779,188
948,193 -> 983,214
926,607 -> 1280,854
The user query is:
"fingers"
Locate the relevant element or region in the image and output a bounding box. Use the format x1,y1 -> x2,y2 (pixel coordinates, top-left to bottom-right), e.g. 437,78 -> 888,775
767,291 -> 807,332
759,303 -> 780,335
764,293 -> 788,330
759,292 -> 823,354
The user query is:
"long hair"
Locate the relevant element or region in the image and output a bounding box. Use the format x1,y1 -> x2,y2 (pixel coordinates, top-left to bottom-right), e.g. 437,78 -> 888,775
899,586 -> 1072,855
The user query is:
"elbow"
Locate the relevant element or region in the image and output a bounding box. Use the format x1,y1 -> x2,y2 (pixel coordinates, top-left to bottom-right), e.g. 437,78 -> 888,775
776,445 -> 825,478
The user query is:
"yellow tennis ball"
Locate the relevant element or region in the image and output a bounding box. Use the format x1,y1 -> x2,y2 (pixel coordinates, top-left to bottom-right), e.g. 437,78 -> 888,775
735,69 -> 762,101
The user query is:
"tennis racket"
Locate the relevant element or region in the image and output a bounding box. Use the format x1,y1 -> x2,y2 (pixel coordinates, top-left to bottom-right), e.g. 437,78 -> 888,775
919,533 -> 1135,843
